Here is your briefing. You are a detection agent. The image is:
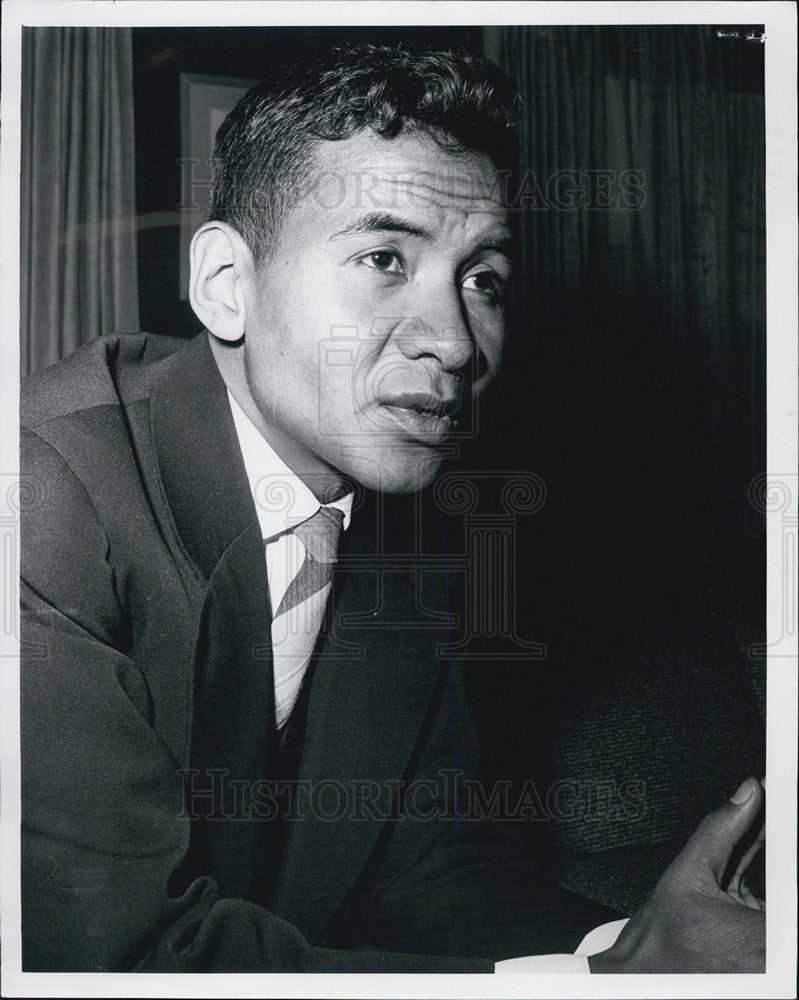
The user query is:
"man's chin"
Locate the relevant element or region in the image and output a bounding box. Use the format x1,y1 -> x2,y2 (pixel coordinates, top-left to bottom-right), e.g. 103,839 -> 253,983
342,450 -> 442,496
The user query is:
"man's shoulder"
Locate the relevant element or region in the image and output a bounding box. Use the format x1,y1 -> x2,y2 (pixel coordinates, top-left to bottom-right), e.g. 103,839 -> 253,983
21,332 -> 195,431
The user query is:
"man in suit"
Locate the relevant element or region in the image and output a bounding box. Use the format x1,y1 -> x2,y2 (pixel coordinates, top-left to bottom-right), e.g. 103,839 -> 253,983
21,44 -> 765,974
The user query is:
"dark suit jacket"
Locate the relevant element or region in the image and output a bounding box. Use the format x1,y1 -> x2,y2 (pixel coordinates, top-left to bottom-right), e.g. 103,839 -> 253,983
20,332 -> 614,972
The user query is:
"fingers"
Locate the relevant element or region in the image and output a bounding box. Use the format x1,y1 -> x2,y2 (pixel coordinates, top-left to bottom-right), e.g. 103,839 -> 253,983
726,779 -> 765,907
674,778 -> 765,887
730,880 -> 765,911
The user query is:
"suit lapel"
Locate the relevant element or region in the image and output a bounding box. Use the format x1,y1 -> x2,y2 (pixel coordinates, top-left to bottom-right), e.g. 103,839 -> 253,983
269,493 -> 457,940
148,335 -> 281,898
148,332 -> 258,580
182,522 -> 283,901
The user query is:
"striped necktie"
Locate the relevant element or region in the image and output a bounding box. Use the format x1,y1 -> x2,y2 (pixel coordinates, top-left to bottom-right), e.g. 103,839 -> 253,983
270,505 -> 344,726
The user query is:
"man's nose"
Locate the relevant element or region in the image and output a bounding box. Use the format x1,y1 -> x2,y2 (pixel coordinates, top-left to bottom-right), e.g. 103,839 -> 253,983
394,289 -> 475,374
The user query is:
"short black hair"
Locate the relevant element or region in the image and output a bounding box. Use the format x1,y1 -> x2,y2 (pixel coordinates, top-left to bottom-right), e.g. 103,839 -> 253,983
208,43 -> 520,261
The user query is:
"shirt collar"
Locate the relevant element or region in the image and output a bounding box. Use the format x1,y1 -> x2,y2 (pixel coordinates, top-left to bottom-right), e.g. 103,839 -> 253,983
227,389 -> 353,542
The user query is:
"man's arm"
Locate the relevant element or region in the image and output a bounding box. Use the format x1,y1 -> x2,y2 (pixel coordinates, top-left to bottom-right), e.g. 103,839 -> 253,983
315,646 -> 625,961
20,429 -> 489,973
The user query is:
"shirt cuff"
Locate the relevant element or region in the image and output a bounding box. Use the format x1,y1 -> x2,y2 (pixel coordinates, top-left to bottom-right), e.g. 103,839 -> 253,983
494,918 -> 629,973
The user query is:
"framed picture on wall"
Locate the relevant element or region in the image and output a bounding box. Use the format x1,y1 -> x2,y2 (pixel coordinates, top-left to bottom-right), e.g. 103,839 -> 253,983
179,72 -> 258,300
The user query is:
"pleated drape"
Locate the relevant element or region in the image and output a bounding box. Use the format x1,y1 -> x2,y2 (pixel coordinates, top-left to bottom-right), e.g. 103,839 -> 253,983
485,26 -> 765,539
21,27 -> 140,376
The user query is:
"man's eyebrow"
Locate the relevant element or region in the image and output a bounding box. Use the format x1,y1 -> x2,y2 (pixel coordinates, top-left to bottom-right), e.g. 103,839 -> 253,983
329,212 -> 433,242
329,212 -> 516,259
473,232 -> 516,258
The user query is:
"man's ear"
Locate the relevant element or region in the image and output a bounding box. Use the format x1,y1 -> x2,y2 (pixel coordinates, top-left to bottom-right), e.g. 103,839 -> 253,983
189,222 -> 252,342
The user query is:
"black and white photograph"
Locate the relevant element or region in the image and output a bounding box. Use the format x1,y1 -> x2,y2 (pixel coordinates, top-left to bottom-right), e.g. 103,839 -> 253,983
1,1 -> 796,997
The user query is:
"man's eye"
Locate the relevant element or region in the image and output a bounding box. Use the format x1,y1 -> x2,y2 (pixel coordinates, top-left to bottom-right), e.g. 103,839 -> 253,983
360,250 -> 404,274
462,270 -> 506,301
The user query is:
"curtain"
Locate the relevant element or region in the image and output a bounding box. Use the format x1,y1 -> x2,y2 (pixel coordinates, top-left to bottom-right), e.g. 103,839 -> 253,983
21,27 -> 140,376
484,26 -> 765,541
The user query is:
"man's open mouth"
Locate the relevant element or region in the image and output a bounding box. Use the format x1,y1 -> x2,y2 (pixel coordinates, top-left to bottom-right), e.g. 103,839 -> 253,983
380,401 -> 457,445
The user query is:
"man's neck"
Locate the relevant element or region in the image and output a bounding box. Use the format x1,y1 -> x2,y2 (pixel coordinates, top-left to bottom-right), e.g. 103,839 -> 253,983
208,331 -> 349,504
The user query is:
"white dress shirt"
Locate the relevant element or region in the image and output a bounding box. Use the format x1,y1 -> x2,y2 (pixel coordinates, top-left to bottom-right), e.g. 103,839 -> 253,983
227,390 -> 352,726
226,389 -> 626,970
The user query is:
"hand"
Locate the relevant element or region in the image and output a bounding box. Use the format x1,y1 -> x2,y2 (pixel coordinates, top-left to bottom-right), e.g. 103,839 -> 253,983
589,777 -> 765,973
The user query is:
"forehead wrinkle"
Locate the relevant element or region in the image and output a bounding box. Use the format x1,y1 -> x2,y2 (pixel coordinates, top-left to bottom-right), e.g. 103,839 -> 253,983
367,172 -> 505,214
